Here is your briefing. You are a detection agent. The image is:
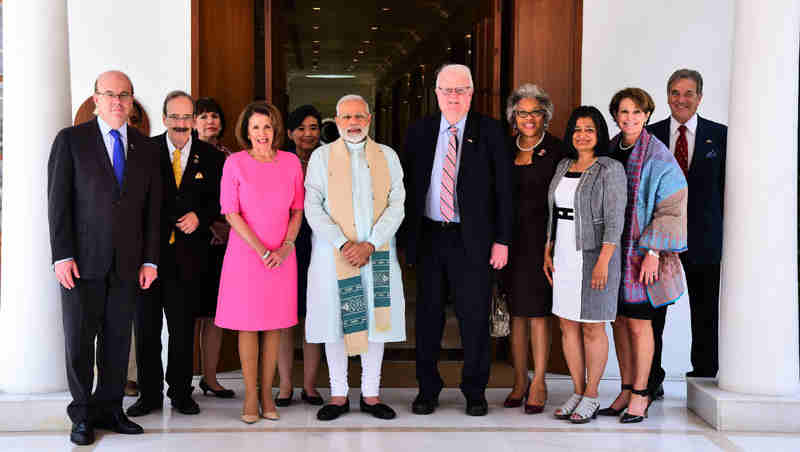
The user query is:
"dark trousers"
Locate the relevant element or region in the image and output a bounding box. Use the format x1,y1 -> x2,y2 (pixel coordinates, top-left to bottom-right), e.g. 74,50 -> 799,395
415,221 -> 491,400
683,257 -> 721,377
648,305 -> 668,396
61,271 -> 137,423
134,276 -> 197,402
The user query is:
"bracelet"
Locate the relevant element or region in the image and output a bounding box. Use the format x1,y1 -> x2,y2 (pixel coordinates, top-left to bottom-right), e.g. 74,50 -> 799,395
261,249 -> 270,260
647,249 -> 660,258
283,240 -> 295,248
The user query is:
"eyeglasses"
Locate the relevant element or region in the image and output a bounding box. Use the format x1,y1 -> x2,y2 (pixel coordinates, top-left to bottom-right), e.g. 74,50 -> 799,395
437,86 -> 472,96
338,113 -> 369,122
516,109 -> 547,119
167,114 -> 194,121
96,91 -> 133,101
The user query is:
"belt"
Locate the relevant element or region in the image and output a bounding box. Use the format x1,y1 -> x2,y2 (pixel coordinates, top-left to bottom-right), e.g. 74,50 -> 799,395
423,217 -> 461,230
555,207 -> 574,220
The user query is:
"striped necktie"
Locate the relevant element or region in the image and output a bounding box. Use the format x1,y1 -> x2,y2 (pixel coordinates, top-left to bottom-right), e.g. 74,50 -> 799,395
440,126 -> 458,222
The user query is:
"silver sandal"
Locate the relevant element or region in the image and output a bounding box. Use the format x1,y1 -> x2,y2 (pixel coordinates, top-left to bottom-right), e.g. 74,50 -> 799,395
554,393 -> 583,419
569,396 -> 600,424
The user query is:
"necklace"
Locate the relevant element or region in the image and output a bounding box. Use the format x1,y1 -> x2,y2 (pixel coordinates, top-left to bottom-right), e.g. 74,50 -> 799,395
619,139 -> 636,151
516,133 -> 544,152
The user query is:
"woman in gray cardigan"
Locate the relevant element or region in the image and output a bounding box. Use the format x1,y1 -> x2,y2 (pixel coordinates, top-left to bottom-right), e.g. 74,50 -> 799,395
544,106 -> 627,424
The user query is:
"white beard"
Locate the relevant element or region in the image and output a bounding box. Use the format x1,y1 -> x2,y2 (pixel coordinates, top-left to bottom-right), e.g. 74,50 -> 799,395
338,126 -> 368,144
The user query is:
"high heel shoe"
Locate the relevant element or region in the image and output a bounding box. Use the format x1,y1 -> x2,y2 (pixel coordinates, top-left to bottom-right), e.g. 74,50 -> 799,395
199,379 -> 235,398
275,389 -> 294,407
261,411 -> 280,421
524,381 -> 547,414
240,413 -> 260,424
503,378 -> 530,408
598,383 -> 632,416
620,388 -> 651,424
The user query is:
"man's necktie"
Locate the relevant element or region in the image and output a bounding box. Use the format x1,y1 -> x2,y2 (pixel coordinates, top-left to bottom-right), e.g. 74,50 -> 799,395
440,126 -> 458,222
109,129 -> 125,187
675,125 -> 689,177
169,148 -> 183,244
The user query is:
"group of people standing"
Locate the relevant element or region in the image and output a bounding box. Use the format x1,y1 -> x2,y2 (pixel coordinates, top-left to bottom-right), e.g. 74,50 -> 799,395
48,64 -> 726,446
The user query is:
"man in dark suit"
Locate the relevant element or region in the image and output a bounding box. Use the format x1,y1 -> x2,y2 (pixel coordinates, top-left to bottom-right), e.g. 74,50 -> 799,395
127,91 -> 224,417
48,70 -> 162,445
402,64 -> 512,416
647,69 -> 727,393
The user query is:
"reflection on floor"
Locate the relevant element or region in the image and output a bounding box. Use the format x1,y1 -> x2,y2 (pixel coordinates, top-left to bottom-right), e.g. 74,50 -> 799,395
2,379 -> 799,451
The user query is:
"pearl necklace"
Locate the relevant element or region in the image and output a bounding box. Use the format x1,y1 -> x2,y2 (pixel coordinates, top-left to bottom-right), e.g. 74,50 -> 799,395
516,133 -> 544,152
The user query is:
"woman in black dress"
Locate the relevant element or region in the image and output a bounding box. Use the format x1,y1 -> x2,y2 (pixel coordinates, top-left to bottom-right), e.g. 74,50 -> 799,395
193,97 -> 234,398
503,85 -> 565,413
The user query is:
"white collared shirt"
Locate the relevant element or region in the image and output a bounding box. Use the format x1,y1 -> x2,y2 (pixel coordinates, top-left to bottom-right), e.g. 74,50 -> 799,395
166,134 -> 192,174
669,113 -> 698,168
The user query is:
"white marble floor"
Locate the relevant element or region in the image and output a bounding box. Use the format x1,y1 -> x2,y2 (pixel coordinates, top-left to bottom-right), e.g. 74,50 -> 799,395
1,378 -> 799,451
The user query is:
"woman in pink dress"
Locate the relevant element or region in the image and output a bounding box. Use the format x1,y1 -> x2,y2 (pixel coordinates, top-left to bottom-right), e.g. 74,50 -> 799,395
215,101 -> 304,423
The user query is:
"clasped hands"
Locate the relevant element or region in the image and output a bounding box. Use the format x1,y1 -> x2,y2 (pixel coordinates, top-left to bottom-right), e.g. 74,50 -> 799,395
341,241 -> 375,268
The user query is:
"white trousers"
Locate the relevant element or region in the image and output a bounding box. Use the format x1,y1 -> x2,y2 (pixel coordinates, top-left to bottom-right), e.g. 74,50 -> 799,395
325,341 -> 385,397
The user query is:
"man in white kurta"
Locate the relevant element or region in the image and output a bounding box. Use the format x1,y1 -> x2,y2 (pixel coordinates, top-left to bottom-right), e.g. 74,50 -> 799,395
305,94 -> 405,421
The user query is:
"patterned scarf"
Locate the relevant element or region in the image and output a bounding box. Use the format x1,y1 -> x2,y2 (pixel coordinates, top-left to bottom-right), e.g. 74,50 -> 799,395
613,129 -> 688,307
328,138 -> 392,355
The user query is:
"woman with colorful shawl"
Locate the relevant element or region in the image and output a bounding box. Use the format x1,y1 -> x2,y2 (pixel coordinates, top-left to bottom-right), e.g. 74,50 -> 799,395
600,88 -> 687,424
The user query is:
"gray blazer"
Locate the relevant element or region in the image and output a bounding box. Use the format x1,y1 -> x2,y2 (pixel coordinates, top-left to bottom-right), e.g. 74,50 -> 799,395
546,156 -> 627,251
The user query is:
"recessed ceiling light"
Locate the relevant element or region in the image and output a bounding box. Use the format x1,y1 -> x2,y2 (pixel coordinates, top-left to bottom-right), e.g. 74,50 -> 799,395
382,7 -> 391,12
370,25 -> 379,31
313,50 -> 319,54
306,74 -> 356,79
312,7 -> 321,11
465,33 -> 472,38
357,50 -> 365,55
312,25 -> 320,30
353,58 -> 359,62
362,40 -> 372,45
312,40 -> 320,44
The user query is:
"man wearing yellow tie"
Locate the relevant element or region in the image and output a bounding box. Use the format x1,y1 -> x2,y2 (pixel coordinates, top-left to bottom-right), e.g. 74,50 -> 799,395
128,91 -> 225,417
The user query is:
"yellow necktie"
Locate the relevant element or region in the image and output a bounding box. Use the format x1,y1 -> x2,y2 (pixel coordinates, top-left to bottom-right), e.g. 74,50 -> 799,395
169,148 -> 182,244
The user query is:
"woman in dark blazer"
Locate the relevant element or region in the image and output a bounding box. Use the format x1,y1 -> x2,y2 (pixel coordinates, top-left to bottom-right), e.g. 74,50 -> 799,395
502,84 -> 565,414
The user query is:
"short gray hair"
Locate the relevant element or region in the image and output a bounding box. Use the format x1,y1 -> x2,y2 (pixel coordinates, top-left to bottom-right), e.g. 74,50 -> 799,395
667,69 -> 704,96
505,84 -> 554,127
162,90 -> 194,116
435,64 -> 474,89
336,94 -> 370,116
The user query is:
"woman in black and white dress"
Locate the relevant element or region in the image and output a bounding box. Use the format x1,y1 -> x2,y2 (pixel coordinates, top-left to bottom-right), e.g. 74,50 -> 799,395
544,106 -> 627,424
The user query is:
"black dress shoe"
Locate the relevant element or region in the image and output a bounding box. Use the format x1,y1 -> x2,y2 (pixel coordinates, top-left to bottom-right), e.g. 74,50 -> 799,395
70,421 -> 94,446
302,389 -> 324,406
317,399 -> 350,421
686,370 -> 717,378
275,389 -> 294,407
651,384 -> 665,401
360,396 -> 396,419
466,397 -> 488,416
411,393 -> 439,415
125,397 -> 163,417
171,396 -> 200,415
94,410 -> 144,434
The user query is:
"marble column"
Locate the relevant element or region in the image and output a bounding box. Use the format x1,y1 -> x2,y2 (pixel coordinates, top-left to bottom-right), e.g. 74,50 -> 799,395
688,0 -> 800,432
0,0 -> 72,393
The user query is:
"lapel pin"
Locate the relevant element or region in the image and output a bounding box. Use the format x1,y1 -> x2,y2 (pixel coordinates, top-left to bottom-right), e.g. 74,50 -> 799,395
129,143 -> 135,151
466,138 -> 474,143
706,139 -> 712,143
195,172 -> 204,179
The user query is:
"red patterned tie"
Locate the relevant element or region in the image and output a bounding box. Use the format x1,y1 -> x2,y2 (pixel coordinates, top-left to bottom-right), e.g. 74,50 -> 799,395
675,125 -> 689,177
440,126 -> 458,222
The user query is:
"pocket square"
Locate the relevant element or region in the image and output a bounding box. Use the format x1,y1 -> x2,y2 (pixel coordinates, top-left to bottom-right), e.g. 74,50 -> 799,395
194,172 -> 204,179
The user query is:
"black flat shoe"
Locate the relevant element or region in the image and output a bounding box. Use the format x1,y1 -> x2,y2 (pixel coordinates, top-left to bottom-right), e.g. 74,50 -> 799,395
466,396 -> 488,416
598,384 -> 632,416
94,410 -> 144,434
302,389 -> 324,406
317,399 -> 350,421
360,396 -> 396,419
199,378 -> 235,398
125,397 -> 163,417
70,421 -> 94,446
171,396 -> 201,415
411,393 -> 439,415
620,388 -> 651,424
275,389 -> 294,407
